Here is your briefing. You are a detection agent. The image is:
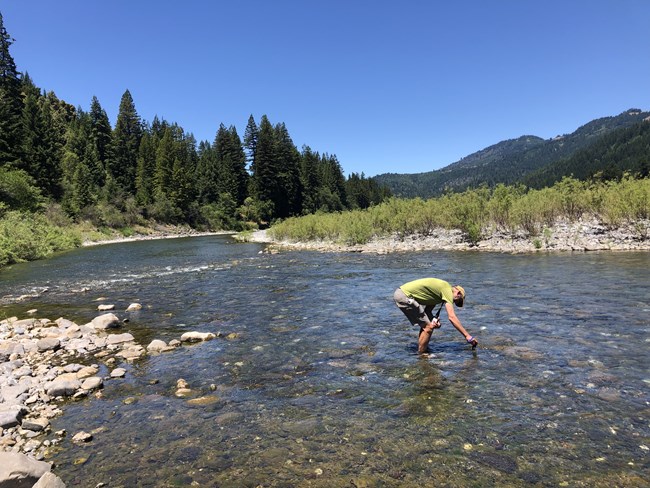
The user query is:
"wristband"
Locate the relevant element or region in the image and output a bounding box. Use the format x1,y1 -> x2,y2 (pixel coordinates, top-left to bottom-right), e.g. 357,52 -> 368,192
466,336 -> 474,343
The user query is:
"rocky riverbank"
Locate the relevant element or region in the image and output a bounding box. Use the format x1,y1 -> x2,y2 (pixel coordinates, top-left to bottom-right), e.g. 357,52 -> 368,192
81,223 -> 230,247
250,218 -> 650,254
0,307 -> 222,487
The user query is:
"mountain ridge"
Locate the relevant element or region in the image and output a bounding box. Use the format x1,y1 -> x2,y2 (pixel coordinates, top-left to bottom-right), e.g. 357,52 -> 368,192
374,109 -> 649,198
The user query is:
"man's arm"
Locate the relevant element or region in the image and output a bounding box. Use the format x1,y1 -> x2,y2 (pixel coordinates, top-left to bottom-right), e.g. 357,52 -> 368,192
445,302 -> 477,346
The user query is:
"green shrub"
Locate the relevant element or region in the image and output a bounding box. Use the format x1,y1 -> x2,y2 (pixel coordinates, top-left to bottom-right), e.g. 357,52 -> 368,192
0,211 -> 81,267
266,176 -> 650,245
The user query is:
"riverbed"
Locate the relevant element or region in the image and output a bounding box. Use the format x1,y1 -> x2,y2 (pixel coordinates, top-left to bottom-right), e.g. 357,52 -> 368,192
1,235 -> 649,486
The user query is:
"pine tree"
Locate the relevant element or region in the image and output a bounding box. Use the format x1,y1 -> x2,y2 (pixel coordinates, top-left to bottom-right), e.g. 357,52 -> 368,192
195,140 -> 219,204
20,75 -> 63,199
228,126 -> 249,205
318,153 -> 347,211
274,122 -> 302,217
153,126 -> 175,201
300,145 -> 322,214
135,131 -> 157,206
214,124 -> 248,206
250,115 -> 279,218
89,96 -> 111,187
110,89 -> 142,195
243,114 -> 258,172
0,13 -> 24,168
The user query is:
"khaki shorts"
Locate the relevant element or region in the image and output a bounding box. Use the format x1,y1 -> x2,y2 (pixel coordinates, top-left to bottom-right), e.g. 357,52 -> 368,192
394,288 -> 434,329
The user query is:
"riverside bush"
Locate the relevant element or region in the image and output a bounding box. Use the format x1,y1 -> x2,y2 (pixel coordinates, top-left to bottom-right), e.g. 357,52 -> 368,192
0,211 -> 82,267
268,176 -> 650,244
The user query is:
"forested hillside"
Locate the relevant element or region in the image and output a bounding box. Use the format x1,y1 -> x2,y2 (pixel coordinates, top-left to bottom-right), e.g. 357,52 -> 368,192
375,109 -> 650,198
0,12 -> 390,236
523,119 -> 650,188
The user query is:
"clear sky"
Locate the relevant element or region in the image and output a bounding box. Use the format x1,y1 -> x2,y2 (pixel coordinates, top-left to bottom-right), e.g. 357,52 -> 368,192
2,1 -> 649,176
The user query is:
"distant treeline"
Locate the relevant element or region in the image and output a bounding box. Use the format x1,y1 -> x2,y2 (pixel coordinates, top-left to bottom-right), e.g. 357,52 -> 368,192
0,13 -> 391,236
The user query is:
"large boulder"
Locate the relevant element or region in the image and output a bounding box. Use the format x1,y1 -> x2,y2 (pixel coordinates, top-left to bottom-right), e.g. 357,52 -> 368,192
0,452 -> 52,488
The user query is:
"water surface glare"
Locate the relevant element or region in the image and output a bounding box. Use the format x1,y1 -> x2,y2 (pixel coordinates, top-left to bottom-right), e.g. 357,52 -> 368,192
1,236 -> 649,487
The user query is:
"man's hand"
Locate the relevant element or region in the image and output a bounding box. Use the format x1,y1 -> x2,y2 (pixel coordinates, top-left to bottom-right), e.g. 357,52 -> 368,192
466,335 -> 478,348
431,318 -> 441,329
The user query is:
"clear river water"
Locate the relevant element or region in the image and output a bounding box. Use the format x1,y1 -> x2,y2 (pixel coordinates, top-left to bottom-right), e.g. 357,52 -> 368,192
1,235 -> 649,487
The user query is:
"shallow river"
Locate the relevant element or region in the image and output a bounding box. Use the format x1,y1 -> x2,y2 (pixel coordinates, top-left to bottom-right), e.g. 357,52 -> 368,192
1,236 -> 649,487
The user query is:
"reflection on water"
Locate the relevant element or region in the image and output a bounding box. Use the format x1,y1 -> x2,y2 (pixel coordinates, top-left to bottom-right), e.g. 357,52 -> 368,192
1,237 -> 649,487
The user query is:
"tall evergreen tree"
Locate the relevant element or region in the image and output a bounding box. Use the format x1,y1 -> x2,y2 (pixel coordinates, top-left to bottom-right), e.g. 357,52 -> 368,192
195,140 -> 219,204
89,96 -> 111,187
243,114 -> 258,172
135,131 -> 157,206
318,153 -> 347,211
110,90 -> 142,194
300,145 -> 322,214
0,13 -> 24,168
250,115 -> 280,217
153,126 -> 175,201
21,74 -> 62,198
274,122 -> 302,217
213,124 -> 248,205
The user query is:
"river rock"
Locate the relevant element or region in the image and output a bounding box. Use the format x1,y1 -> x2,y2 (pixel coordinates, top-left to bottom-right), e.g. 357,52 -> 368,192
36,338 -> 61,353
33,471 -> 67,488
126,303 -> 142,311
0,405 -> 27,428
21,417 -> 50,432
110,368 -> 126,378
71,431 -> 92,443
106,333 -> 135,345
180,331 -> 216,342
90,313 -> 120,330
0,452 -> 52,487
75,366 -> 99,378
45,375 -> 81,397
147,339 -> 168,352
55,318 -> 77,329
116,344 -> 145,360
80,376 -> 103,390
97,304 -> 115,311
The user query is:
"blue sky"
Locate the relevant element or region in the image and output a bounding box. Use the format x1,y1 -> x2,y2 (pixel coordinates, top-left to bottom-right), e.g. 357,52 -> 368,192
2,1 -> 649,176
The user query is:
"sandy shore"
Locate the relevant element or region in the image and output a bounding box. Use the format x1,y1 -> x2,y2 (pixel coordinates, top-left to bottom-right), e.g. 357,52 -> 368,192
248,218 -> 650,254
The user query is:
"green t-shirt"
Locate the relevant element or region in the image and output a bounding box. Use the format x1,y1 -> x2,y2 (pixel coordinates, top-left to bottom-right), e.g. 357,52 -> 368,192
400,278 -> 454,306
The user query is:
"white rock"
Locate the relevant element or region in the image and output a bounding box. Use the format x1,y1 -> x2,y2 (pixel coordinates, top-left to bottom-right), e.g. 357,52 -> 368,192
180,331 -> 216,342
80,376 -> 103,390
0,452 -> 51,486
72,431 -> 93,443
126,303 -> 142,311
21,417 -> 50,432
33,471 -> 67,488
110,368 -> 126,378
76,366 -> 99,379
90,313 -> 120,330
97,304 -> 115,311
147,339 -> 168,352
106,333 -> 135,345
